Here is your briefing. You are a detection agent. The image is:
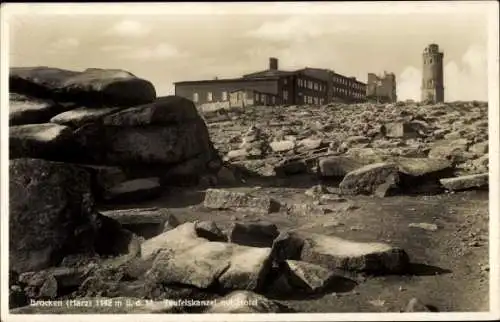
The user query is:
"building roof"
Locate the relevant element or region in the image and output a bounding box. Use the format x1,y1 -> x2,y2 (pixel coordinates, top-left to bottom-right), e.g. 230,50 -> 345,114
174,76 -> 280,85
175,65 -> 366,86
296,68 -> 330,82
242,69 -> 295,78
297,67 -> 367,85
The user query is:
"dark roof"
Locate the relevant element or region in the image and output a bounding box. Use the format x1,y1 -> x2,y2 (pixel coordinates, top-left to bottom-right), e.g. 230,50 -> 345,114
297,67 -> 367,85
296,68 -> 330,82
242,69 -> 295,78
174,76 -> 280,85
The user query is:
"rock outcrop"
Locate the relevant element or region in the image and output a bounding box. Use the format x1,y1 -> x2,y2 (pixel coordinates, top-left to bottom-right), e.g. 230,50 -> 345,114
9,67 -> 221,193
9,159 -> 99,273
10,67 -> 156,107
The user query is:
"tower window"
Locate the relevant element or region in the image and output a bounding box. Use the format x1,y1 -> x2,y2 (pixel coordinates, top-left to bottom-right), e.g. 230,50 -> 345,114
430,59 -> 433,64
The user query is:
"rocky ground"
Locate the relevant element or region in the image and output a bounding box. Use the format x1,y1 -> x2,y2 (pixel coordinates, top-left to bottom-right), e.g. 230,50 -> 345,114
7,67 -> 490,314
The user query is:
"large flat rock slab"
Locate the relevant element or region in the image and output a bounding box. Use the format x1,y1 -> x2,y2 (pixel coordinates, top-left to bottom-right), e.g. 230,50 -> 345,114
318,156 -> 369,178
203,188 -> 281,214
271,231 -> 409,274
100,207 -> 172,226
395,157 -> 455,193
339,162 -> 400,195
9,123 -> 74,160
9,93 -> 74,126
300,233 -> 409,273
143,223 -> 272,292
50,107 -> 120,128
10,67 -> 156,107
440,173 -> 488,191
101,96 -> 201,125
73,121 -> 211,165
103,177 -> 162,203
396,157 -> 453,177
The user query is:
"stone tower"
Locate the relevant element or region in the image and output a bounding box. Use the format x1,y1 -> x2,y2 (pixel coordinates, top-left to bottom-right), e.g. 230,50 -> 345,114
421,44 -> 444,103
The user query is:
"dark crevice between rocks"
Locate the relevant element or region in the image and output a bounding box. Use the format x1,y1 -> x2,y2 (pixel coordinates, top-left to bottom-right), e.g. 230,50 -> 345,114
405,263 -> 452,276
119,223 -> 163,240
397,172 -> 450,196
263,265 -> 358,301
10,78 -> 55,100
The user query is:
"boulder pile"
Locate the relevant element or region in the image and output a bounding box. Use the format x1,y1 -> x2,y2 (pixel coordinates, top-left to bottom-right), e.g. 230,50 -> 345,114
204,101 -> 488,195
9,67 -> 221,201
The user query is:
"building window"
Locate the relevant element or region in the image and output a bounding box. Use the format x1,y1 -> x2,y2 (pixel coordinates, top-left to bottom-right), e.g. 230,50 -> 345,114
255,93 -> 260,101
193,92 -> 199,103
320,98 -> 324,105
430,59 -> 433,64
314,97 -> 318,105
284,78 -> 288,85
271,96 -> 276,105
283,90 -> 288,100
222,91 -> 228,101
307,81 -> 312,89
207,92 -> 213,102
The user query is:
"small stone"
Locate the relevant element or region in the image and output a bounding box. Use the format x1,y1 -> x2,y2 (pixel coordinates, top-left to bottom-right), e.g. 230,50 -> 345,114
405,297 -> 431,312
468,241 -> 481,247
408,223 -> 439,231
227,149 -> 248,160
269,140 -> 295,153
480,264 -> 489,272
368,299 -> 386,307
318,194 -> 347,203
304,185 -> 327,198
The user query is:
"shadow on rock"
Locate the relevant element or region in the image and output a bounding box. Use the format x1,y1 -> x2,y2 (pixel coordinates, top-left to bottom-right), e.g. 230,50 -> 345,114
264,275 -> 358,301
406,263 -> 452,276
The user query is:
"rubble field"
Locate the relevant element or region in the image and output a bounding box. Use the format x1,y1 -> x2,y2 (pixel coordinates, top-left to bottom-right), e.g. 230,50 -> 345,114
8,67 -> 489,314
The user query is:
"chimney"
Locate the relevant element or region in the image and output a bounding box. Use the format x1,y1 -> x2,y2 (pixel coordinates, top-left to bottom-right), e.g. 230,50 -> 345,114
269,57 -> 278,70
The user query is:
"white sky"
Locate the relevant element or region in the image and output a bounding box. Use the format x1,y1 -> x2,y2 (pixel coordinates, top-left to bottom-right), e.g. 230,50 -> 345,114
6,2 -> 492,101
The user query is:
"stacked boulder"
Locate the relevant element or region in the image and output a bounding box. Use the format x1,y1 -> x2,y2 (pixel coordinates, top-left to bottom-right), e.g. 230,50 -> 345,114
9,66 -> 221,201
